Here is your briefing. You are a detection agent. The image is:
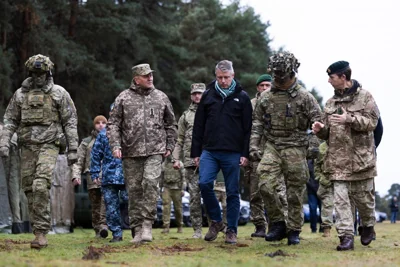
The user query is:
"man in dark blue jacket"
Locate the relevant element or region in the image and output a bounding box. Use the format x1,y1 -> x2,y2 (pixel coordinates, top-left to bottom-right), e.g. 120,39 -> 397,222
191,60 -> 252,244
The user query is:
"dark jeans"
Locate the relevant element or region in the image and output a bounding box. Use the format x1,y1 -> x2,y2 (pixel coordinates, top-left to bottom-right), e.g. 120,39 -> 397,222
391,211 -> 398,223
308,192 -> 321,232
198,150 -> 241,233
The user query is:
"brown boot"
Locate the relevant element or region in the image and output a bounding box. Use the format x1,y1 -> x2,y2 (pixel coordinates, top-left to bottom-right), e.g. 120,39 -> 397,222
322,227 -> 331,238
361,226 -> 374,246
30,232 -> 48,249
177,226 -> 183,233
251,225 -> 266,238
336,235 -> 354,251
225,229 -> 237,244
161,225 -> 170,234
204,221 -> 225,242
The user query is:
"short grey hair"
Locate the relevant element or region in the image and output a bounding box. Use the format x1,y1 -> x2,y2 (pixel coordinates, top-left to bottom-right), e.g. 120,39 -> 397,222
215,60 -> 234,74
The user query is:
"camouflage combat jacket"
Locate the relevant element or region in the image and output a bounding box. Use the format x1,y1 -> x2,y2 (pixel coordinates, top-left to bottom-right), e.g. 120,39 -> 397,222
0,77 -> 78,151
172,103 -> 197,167
314,142 -> 331,187
316,81 -> 379,181
161,157 -> 186,190
107,83 -> 177,158
250,92 -> 266,158
250,80 -> 322,151
72,130 -> 101,190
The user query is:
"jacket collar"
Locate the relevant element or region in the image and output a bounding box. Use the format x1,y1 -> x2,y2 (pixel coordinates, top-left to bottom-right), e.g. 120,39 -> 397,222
129,81 -> 155,96
207,79 -> 243,99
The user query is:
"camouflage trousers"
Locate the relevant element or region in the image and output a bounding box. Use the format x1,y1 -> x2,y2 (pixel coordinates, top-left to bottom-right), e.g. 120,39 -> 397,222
21,143 -> 59,234
2,145 -> 29,223
246,161 -> 267,227
185,167 -> 202,230
102,185 -> 128,238
162,188 -> 183,227
88,188 -> 107,233
206,190 -> 227,225
123,155 -> 162,229
334,178 -> 375,237
257,142 -> 308,232
317,183 -> 334,229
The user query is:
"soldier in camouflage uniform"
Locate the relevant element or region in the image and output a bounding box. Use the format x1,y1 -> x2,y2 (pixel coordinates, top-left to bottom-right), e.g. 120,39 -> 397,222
107,63 -> 177,243
172,83 -> 205,238
160,157 -> 185,234
0,54 -> 78,249
313,61 -> 379,251
0,124 -> 30,234
72,116 -> 108,238
250,51 -> 322,245
314,141 -> 333,238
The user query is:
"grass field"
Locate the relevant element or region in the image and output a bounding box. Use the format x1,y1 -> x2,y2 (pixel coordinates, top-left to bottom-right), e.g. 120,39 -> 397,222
0,222 -> 399,267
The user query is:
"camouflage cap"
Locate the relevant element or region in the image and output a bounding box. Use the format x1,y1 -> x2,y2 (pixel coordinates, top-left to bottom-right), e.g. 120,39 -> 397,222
25,54 -> 54,73
132,63 -> 154,77
267,51 -> 300,75
190,83 -> 206,94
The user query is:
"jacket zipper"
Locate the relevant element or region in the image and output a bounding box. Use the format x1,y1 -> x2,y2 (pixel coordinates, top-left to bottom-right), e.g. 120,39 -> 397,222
143,94 -> 148,155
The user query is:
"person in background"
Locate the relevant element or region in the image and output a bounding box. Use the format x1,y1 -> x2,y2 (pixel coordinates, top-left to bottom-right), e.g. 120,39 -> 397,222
390,196 -> 399,224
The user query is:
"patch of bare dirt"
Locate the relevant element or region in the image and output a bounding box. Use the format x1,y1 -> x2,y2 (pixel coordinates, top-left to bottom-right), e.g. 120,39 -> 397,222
151,243 -> 204,255
265,249 -> 296,258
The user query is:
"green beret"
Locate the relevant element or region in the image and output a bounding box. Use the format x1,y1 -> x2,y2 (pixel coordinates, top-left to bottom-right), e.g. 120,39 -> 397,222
256,74 -> 272,85
326,61 -> 350,75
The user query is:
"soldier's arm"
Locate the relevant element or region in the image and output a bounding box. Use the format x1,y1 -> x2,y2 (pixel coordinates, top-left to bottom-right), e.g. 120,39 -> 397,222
71,140 -> 87,180
172,114 -> 186,160
0,94 -> 21,149
90,135 -> 105,180
307,134 -> 320,160
107,95 -> 123,151
59,91 -> 79,151
314,143 -> 325,181
249,97 -> 265,153
163,97 -> 178,153
306,92 -> 323,126
191,91 -> 208,158
180,166 -> 187,191
347,93 -> 379,132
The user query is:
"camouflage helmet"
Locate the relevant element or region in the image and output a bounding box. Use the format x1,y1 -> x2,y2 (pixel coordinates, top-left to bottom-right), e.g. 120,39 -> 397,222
25,54 -> 54,73
267,51 -> 300,78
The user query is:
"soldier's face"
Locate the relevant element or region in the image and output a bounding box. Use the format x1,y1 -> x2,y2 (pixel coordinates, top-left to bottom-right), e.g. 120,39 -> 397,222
257,81 -> 272,93
216,69 -> 234,89
32,72 -> 47,87
95,121 -> 106,131
134,73 -> 153,89
191,92 -> 203,104
328,74 -> 346,90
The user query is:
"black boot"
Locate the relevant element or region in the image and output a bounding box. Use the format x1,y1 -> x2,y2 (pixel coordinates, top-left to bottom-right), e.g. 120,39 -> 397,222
337,235 -> 354,251
109,236 -> 123,243
361,226 -> 374,246
23,221 -> 32,233
251,225 -> 266,238
131,228 -> 135,239
11,222 -> 24,234
265,221 -> 287,241
287,230 -> 300,245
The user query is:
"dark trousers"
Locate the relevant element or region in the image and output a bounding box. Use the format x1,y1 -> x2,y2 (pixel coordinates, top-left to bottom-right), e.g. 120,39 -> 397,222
308,192 -> 321,232
391,211 -> 398,223
198,150 -> 241,233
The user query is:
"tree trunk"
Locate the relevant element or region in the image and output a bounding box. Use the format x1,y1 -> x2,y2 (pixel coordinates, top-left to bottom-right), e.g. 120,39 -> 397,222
68,0 -> 78,37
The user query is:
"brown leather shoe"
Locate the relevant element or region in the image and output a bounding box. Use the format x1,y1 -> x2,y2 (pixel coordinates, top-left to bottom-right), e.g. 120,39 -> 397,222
225,229 -> 237,244
251,225 -> 266,238
204,221 -> 225,242
30,232 -> 48,249
336,235 -> 354,251
361,226 -> 374,246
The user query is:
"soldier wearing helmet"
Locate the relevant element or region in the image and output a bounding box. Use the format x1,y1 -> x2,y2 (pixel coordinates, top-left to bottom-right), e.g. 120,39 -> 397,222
250,51 -> 322,246
0,54 -> 78,249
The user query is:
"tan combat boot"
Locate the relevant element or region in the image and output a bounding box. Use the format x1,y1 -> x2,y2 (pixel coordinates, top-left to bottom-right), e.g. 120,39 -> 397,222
130,226 -> 142,244
141,220 -> 153,242
322,227 -> 331,238
177,226 -> 183,233
30,232 -> 48,249
192,228 -> 202,239
161,224 -> 170,234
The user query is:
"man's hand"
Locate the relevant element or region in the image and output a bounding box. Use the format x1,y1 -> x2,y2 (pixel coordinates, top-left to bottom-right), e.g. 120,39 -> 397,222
239,157 -> 249,167
93,178 -> 101,186
72,178 -> 81,186
0,147 -> 9,158
67,151 -> 78,166
312,122 -> 325,134
249,150 -> 261,161
113,148 -> 122,159
173,161 -> 181,170
330,108 -> 348,125
194,157 -> 200,167
164,150 -> 171,158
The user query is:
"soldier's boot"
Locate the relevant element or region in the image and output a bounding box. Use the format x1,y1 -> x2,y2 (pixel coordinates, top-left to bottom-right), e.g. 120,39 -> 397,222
251,225 -> 266,238
99,228 -> 108,239
225,229 -> 237,245
336,235 -> 354,251
141,220 -> 153,242
94,230 -> 101,238
204,220 -> 225,242
109,236 -> 123,243
265,221 -> 287,242
287,230 -> 300,245
30,232 -> 48,249
177,226 -> 183,233
161,224 -> 170,234
361,226 -> 375,246
322,227 -> 331,238
130,227 -> 142,244
192,228 -> 202,239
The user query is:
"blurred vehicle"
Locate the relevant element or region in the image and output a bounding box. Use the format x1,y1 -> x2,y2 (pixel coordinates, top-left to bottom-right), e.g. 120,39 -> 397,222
303,204 -> 320,223
375,210 -> 387,223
